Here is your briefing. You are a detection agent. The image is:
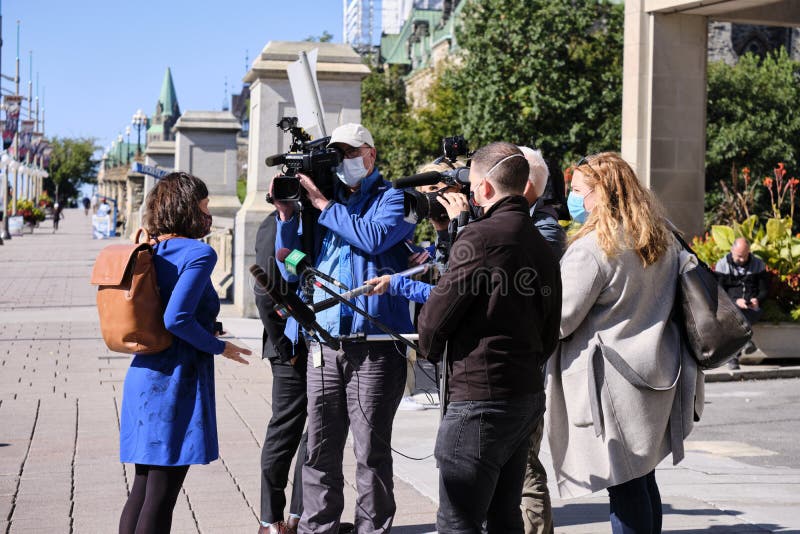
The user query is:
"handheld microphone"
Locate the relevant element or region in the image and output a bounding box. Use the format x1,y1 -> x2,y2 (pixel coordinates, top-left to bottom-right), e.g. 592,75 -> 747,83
276,248 -> 349,291
249,264 -> 340,350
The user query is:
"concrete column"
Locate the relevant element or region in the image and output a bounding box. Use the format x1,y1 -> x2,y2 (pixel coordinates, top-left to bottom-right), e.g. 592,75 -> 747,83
621,3 -> 707,236
141,140 -> 176,218
125,172 -> 145,233
233,41 -> 370,317
174,112 -> 242,219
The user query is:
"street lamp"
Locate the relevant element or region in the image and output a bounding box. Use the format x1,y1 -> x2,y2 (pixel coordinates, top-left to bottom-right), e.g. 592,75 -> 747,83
125,126 -> 131,165
1,154 -> 11,240
132,109 -> 147,156
117,134 -> 123,165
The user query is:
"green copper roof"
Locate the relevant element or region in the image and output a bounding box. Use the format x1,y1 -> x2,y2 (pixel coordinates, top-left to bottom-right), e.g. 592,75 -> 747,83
157,67 -> 180,117
380,3 -> 465,75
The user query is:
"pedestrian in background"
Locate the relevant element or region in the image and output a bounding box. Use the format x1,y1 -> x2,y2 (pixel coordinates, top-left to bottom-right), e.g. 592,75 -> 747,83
546,153 -> 704,534
118,172 -> 252,534
53,202 -> 64,233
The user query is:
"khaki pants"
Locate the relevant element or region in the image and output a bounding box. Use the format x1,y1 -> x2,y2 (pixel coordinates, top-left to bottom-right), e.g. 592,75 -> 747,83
521,417 -> 553,534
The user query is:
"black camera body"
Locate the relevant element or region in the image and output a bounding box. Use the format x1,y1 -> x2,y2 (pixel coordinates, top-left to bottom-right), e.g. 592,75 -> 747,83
265,117 -> 341,204
394,136 -> 471,224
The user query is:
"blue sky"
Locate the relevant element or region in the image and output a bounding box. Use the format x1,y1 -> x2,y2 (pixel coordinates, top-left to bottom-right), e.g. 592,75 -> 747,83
1,1 -> 346,155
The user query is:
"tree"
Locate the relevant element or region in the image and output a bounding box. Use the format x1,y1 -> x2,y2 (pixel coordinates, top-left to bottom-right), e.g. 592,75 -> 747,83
44,137 -> 99,202
305,31 -> 334,43
361,65 -> 466,180
706,49 -> 800,188
453,0 -> 624,167
705,50 -> 800,229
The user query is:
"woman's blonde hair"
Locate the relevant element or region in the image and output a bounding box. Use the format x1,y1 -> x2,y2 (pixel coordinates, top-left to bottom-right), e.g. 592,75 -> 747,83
571,152 -> 670,266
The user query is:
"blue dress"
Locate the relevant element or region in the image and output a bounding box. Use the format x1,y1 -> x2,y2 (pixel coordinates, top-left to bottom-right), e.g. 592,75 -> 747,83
119,238 -> 226,466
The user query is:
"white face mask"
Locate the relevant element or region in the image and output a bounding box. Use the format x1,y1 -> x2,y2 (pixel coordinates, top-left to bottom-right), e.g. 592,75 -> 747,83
337,156 -> 369,187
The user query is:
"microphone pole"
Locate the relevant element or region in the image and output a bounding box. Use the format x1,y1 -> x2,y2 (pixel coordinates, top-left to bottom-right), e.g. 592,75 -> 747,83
312,279 -> 423,356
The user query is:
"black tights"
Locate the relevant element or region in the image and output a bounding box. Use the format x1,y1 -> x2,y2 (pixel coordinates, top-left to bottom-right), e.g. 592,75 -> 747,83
119,464 -> 190,534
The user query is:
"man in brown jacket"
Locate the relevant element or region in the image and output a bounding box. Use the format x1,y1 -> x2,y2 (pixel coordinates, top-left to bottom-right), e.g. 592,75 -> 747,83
418,142 -> 562,534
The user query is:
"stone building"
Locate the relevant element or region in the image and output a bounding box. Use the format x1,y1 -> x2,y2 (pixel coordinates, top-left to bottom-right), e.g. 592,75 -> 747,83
147,68 -> 181,144
379,0 -> 463,107
709,22 -> 800,64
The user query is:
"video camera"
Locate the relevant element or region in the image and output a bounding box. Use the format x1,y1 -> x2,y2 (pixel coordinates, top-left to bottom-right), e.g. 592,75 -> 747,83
265,117 -> 341,204
394,135 -> 471,224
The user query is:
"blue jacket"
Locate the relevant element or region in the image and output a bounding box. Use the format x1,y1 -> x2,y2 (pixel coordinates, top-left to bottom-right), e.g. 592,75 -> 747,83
276,169 -> 416,344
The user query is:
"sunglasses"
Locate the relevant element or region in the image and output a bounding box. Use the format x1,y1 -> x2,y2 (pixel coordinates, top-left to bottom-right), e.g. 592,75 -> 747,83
574,155 -> 599,176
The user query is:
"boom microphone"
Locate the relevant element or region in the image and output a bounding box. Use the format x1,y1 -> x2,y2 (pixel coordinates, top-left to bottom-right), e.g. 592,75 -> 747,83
311,263 -> 431,313
249,264 -> 340,349
276,248 -> 349,290
265,153 -> 287,167
393,171 -> 443,189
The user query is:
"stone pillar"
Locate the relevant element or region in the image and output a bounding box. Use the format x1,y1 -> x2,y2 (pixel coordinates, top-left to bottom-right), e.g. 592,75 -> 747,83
141,140 -> 176,217
233,41 -> 370,317
174,112 -> 242,219
125,172 -> 145,233
621,3 -> 707,237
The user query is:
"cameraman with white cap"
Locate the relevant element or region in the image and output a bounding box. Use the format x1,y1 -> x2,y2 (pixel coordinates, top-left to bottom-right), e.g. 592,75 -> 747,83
273,123 -> 416,534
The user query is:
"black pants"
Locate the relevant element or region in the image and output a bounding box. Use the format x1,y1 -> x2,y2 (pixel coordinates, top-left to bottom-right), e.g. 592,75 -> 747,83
260,355 -> 308,524
608,470 -> 662,534
435,392 -> 544,534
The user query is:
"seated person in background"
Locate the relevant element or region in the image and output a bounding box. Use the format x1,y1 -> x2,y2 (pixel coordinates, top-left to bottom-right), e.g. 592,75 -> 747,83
714,237 -> 768,369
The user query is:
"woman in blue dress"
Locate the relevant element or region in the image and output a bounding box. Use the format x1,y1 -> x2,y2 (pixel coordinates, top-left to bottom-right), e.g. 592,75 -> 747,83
118,172 -> 251,534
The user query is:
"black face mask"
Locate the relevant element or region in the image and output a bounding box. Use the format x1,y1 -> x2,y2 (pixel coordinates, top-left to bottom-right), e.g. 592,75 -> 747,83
201,212 -> 213,235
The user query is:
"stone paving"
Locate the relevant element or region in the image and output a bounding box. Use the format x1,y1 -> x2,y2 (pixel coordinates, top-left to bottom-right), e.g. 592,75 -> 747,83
2,210 -> 800,533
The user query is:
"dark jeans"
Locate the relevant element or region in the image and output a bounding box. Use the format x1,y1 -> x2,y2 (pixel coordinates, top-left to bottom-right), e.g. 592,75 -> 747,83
261,355 -> 308,524
435,392 -> 544,534
299,341 -> 406,534
607,470 -> 662,534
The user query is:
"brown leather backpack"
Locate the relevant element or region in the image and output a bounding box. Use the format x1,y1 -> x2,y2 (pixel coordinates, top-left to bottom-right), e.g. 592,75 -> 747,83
90,228 -> 173,354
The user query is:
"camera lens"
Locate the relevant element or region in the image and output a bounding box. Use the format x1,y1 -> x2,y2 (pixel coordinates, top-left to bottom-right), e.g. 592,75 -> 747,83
272,176 -> 302,202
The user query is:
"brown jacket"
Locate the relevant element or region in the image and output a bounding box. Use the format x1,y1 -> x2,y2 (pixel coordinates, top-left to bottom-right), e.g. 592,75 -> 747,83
418,195 -> 562,401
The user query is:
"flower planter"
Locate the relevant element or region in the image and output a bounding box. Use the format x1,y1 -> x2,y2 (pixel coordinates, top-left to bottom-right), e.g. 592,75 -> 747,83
746,323 -> 800,361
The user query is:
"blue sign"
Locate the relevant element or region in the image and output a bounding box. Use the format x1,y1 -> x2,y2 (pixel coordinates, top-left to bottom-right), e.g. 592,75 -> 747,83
131,161 -> 171,179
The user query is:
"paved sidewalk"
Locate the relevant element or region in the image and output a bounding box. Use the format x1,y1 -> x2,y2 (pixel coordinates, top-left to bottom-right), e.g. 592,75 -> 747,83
1,210 -> 799,533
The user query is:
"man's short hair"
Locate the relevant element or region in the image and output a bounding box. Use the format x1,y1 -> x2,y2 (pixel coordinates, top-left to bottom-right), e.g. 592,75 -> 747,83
518,146 -> 549,198
471,142 -> 529,195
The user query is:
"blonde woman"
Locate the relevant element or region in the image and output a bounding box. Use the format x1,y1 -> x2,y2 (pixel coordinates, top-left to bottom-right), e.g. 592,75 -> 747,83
546,153 -> 704,533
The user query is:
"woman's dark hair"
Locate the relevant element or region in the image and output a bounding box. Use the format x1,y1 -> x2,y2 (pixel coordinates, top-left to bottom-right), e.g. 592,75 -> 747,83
144,172 -> 209,238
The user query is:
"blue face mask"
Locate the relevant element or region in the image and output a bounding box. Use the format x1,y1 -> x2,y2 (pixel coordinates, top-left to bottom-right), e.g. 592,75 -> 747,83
567,191 -> 591,223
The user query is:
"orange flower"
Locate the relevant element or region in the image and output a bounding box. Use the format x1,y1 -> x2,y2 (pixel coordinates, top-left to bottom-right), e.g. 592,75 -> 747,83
764,177 -> 774,188
790,178 -> 800,187
775,163 -> 787,179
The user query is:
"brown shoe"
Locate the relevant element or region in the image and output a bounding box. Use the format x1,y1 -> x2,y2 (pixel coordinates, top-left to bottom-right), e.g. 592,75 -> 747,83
258,521 -> 292,534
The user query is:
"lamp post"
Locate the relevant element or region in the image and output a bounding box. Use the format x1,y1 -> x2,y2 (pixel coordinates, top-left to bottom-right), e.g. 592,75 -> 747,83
132,109 -> 146,157
1,154 -> 11,240
117,134 -> 123,165
125,126 -> 131,165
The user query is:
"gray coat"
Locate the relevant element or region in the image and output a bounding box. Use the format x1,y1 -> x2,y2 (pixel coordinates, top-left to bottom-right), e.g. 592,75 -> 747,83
545,231 -> 704,498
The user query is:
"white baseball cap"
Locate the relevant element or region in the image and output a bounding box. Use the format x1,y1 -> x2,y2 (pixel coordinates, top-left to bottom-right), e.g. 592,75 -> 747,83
328,123 -> 374,148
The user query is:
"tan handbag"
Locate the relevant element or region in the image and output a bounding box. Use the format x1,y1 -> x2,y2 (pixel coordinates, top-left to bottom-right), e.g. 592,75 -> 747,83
90,228 -> 173,354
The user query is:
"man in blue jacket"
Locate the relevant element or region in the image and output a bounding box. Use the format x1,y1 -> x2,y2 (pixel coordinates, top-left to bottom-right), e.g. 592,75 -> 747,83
273,123 -> 415,534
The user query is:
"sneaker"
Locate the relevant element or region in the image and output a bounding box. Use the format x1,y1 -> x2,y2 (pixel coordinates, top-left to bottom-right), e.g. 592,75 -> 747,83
398,395 -> 425,411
